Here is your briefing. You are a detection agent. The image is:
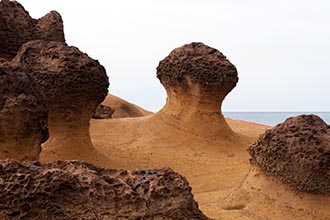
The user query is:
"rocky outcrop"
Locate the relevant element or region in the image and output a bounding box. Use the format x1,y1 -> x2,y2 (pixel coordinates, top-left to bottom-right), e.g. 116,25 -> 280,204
0,62 -> 48,161
0,0 -> 65,60
93,104 -> 114,119
11,40 -> 109,165
248,114 -> 330,194
0,160 -> 207,220
154,42 -> 240,140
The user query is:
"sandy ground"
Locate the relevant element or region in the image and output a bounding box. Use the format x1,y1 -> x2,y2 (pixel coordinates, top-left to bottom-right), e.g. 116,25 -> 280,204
90,115 -> 272,220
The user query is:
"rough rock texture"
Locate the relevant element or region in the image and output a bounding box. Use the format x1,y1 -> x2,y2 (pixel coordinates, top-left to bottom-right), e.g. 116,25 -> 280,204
11,40 -> 109,164
248,114 -> 330,194
0,62 -> 48,161
0,160 -> 207,220
157,42 -> 238,94
0,0 -> 65,59
12,40 -> 109,131
153,42 -> 240,140
93,104 -> 114,119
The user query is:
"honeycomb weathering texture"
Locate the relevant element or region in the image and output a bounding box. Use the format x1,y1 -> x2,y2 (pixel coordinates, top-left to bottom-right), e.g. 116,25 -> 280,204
12,40 -> 109,125
0,0 -> 65,59
0,160 -> 207,220
156,42 -> 238,93
0,63 -> 48,161
248,114 -> 330,194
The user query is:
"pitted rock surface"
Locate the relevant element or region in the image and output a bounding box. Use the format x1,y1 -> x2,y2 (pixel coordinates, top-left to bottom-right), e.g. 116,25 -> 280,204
0,0 -> 65,59
156,42 -> 238,94
0,63 -> 48,161
12,40 -> 109,127
248,114 -> 330,194
0,160 -> 207,220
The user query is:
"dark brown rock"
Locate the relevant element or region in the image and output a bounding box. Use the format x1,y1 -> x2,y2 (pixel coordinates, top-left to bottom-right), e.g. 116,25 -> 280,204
0,0 -> 65,60
248,114 -> 330,194
0,160 -> 207,220
93,104 -> 114,119
0,62 -> 48,161
12,40 -> 109,132
157,42 -> 238,94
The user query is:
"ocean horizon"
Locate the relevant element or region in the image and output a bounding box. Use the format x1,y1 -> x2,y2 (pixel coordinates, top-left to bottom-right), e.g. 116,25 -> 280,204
223,112 -> 330,126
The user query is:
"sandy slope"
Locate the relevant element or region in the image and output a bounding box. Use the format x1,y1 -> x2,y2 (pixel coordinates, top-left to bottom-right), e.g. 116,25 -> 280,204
90,115 -> 270,220
102,94 -> 153,118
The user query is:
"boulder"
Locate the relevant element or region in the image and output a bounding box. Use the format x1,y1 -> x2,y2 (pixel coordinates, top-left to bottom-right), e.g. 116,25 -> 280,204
0,160 -> 207,220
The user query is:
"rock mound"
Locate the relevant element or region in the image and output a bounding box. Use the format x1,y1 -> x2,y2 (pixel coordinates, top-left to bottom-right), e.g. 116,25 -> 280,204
11,40 -> 110,165
0,0 -> 65,59
0,160 -> 207,220
248,114 -> 330,194
101,94 -> 153,118
0,62 -> 48,161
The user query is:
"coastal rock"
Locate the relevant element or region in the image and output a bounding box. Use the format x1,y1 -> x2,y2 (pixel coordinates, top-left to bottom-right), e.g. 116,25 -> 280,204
0,63 -> 48,161
0,160 -> 207,220
248,114 -> 330,194
157,42 -> 238,95
154,42 -> 240,140
12,40 -> 109,165
92,104 -> 114,119
0,0 -> 65,59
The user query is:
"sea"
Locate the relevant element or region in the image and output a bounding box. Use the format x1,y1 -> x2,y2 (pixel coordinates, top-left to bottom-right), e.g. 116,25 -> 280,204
223,112 -> 330,126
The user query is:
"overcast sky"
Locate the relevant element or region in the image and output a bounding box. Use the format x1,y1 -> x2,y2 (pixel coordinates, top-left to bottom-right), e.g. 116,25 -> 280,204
19,0 -> 330,112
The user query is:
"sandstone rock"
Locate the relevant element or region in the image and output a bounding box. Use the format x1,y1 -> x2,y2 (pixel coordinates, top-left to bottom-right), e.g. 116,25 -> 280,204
101,94 -> 153,119
0,62 -> 48,161
157,42 -> 238,95
0,0 -> 65,59
248,114 -> 330,194
0,160 -> 207,220
93,104 -> 114,119
154,42 -> 240,140
11,40 -> 109,165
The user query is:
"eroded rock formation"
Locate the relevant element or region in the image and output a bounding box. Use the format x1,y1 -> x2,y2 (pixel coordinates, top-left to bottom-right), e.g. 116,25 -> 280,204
248,114 -> 330,194
0,62 -> 48,161
0,0 -> 65,59
11,40 -> 109,165
0,160 -> 207,220
154,42 -> 239,139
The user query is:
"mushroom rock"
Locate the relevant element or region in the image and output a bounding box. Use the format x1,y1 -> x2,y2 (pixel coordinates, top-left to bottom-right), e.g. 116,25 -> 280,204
223,115 -> 330,219
0,62 -> 48,161
0,0 -> 65,60
155,42 -> 239,139
11,40 -> 110,166
0,160 -> 208,220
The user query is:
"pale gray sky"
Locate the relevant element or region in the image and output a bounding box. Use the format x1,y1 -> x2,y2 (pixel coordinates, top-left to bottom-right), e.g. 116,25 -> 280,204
19,0 -> 330,112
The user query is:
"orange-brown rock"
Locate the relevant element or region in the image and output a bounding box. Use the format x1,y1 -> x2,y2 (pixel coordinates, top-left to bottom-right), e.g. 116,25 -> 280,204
11,40 -> 109,165
154,42 -> 239,139
0,0 -> 65,60
248,114 -> 330,194
0,160 -> 207,220
0,62 -> 48,161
